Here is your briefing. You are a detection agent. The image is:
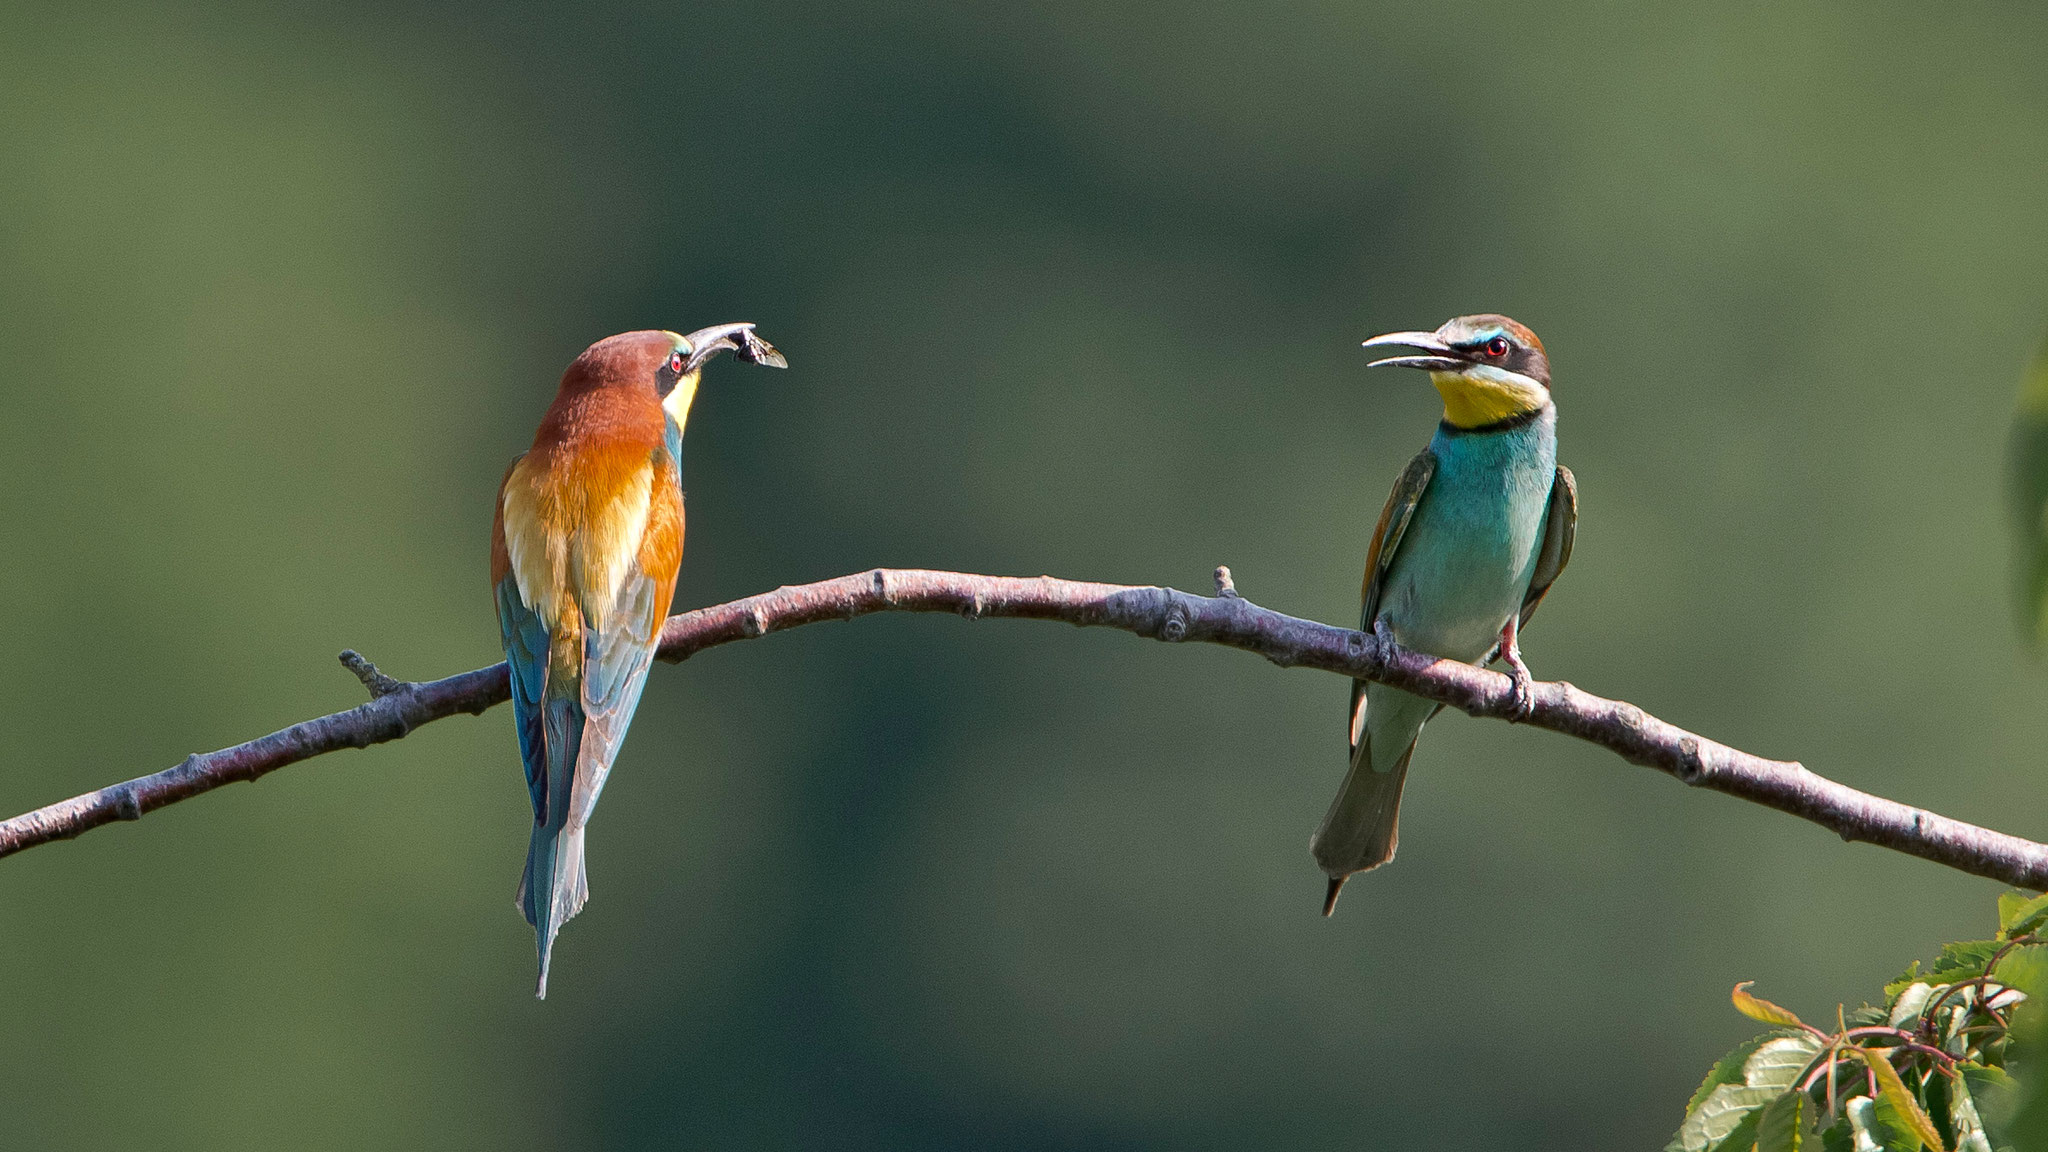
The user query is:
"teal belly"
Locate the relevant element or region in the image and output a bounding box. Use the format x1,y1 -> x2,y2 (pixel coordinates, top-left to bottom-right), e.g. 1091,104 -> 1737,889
1379,416 -> 1555,659
1380,492 -> 1542,664
1363,413 -> 1556,766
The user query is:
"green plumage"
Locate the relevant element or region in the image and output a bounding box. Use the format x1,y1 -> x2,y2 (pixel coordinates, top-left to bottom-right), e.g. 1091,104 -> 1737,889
1315,411 -> 1573,908
1321,312 -> 1578,914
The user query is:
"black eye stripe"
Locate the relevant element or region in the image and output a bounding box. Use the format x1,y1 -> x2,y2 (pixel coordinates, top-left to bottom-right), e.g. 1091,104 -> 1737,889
655,351 -> 685,397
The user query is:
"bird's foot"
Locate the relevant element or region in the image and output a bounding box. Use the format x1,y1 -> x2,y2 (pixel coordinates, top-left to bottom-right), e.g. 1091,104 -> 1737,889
1372,617 -> 1398,658
1502,647 -> 1535,721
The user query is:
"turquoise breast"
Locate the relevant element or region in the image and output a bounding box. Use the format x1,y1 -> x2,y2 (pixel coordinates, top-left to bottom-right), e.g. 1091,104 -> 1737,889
1378,406 -> 1557,663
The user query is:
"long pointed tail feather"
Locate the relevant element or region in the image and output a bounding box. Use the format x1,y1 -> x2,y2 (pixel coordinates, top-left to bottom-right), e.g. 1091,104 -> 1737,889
1312,739 -> 1416,914
525,649 -> 589,1000
1314,681 -> 1432,915
523,823 -> 589,999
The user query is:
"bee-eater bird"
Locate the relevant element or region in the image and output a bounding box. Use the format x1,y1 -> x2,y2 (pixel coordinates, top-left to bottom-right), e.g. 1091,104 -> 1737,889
491,324 -> 786,997
1315,314 -> 1576,916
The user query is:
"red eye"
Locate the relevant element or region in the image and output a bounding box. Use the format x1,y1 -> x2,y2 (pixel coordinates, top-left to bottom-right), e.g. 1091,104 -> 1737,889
668,352 -> 685,374
1484,336 -> 1511,359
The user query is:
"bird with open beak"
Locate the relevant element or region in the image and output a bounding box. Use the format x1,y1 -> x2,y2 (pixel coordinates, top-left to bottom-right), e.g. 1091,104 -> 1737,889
1316,314 -> 1576,915
491,324 -> 786,996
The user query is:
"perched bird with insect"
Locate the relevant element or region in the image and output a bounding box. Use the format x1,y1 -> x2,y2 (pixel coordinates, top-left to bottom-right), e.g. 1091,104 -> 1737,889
491,324 -> 786,996
1316,314 -> 1576,915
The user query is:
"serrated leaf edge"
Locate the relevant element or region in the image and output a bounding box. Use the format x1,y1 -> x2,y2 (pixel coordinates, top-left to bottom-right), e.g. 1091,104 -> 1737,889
1856,1047 -> 1946,1152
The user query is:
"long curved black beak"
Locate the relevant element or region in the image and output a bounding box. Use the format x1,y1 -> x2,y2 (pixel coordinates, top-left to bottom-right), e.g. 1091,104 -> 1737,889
1360,330 -> 1462,372
681,322 -> 789,374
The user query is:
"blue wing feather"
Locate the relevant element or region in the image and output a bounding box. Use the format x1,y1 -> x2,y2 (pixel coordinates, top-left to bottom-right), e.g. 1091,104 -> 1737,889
495,575 -> 550,820
568,432 -> 678,827
570,561 -> 664,829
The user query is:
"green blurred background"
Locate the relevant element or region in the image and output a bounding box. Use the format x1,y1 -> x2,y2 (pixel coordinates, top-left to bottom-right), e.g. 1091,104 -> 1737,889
1,1 -> 2045,1147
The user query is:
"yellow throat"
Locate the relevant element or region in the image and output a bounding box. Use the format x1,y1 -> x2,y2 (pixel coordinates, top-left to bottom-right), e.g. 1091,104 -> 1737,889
1430,364 -> 1550,429
662,370 -> 702,435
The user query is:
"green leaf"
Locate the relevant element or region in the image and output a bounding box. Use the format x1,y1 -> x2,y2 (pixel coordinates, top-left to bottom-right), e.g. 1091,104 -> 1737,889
1989,945 -> 2048,1037
2004,897 -> 2048,942
1874,1092 -> 1929,1151
1989,945 -> 2048,1000
1736,983 -> 1818,1024
1958,1064 -> 2019,1151
1707,1105 -> 1763,1152
1931,942 -> 2004,983
1817,1113 -> 1853,1152
1669,1036 -> 1825,1152
1857,1046 -> 1947,1152
1999,891 -> 2030,932
1751,1035 -> 1828,1091
1926,1071 -> 1956,1150
1759,1089 -> 1822,1152
1687,1036 -> 1770,1117
1674,1085 -> 1773,1152
1891,983 -> 1939,1029
1951,1069 -> 1995,1152
2002,1051 -> 2048,1152
1848,1095 -> 1885,1151
1998,892 -> 2048,939
1854,1090 -> 1927,1152
1737,982 -> 1809,1030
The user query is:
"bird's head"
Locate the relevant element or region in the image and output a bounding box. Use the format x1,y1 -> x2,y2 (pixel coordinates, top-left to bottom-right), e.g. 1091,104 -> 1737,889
1360,314 -> 1549,430
561,324 -> 787,433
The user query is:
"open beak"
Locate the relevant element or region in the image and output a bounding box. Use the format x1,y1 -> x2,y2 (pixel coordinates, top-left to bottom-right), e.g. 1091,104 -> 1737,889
1360,330 -> 1463,372
681,322 -> 789,374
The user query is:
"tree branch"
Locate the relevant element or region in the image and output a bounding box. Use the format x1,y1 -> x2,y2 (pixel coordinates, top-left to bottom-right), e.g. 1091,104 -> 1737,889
3,568 -> 2042,891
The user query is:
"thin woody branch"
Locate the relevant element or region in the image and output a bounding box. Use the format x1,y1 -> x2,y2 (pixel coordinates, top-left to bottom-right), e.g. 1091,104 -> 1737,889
1,568 -> 2042,892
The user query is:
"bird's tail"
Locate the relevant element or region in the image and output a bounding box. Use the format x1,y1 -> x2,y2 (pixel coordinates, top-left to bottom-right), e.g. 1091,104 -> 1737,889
518,821 -> 589,999
1312,681 -> 1430,916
